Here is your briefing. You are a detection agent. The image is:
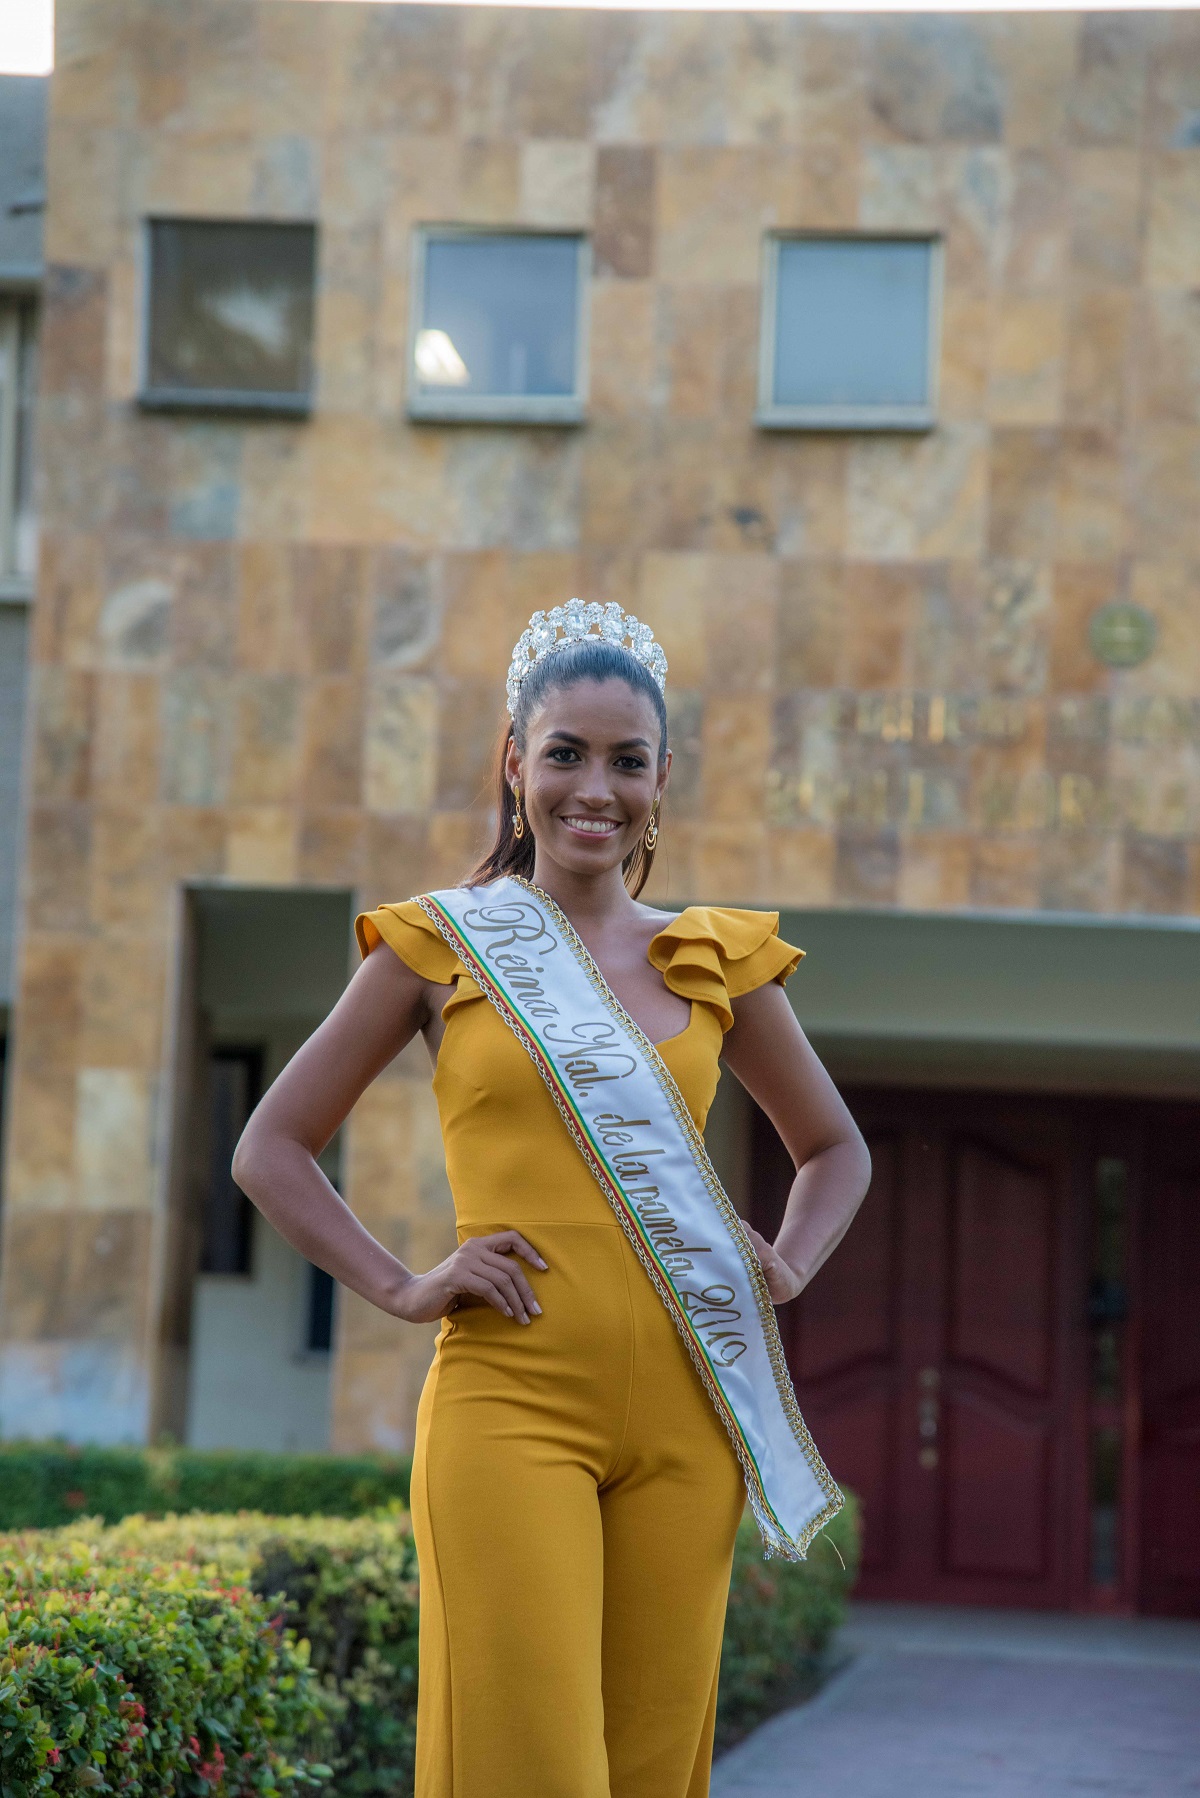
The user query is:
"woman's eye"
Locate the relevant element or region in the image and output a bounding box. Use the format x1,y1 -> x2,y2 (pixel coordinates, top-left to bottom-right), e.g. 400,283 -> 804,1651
547,747 -> 579,763
616,756 -> 647,772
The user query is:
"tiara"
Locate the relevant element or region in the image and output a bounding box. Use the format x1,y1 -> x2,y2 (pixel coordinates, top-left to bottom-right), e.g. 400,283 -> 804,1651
506,599 -> 668,716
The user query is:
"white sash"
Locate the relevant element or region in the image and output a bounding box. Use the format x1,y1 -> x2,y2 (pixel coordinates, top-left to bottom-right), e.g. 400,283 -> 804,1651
416,876 -> 842,1560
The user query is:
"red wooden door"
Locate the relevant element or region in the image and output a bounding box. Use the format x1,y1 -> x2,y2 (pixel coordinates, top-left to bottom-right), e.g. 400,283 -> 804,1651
1140,1108 -> 1200,1616
751,1090 -> 1079,1607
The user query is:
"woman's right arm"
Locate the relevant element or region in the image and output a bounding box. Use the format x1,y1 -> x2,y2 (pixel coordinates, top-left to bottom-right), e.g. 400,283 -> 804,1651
232,943 -> 545,1326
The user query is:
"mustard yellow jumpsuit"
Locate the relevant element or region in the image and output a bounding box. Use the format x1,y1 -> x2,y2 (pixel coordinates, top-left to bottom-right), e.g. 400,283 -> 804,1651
356,903 -> 803,1798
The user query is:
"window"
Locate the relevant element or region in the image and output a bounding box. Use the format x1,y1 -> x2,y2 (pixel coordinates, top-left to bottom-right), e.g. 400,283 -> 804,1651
201,1047 -> 263,1276
758,235 -> 940,431
0,299 -> 37,593
306,1264 -> 336,1353
409,229 -> 588,423
142,219 -> 316,414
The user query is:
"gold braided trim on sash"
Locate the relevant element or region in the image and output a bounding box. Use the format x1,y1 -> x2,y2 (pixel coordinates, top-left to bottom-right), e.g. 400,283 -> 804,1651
414,880 -> 843,1560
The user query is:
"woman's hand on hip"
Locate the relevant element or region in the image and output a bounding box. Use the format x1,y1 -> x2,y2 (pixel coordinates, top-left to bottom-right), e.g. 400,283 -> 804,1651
743,1224 -> 805,1306
389,1231 -> 547,1325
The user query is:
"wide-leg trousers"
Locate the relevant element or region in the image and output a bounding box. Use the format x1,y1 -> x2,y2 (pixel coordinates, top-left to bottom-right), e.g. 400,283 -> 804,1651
410,1219 -> 746,1798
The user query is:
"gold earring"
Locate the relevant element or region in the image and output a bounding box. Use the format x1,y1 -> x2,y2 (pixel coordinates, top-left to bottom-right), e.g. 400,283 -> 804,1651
512,785 -> 525,839
644,804 -> 659,852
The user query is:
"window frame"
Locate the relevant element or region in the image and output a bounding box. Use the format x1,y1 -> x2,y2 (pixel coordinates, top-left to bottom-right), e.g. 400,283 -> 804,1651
756,231 -> 943,433
406,224 -> 591,425
138,215 -> 318,417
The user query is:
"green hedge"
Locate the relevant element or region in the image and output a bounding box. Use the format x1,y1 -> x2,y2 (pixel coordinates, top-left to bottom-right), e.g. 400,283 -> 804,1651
0,1525 -> 331,1796
0,1444 -> 411,1532
3,1500 -> 859,1794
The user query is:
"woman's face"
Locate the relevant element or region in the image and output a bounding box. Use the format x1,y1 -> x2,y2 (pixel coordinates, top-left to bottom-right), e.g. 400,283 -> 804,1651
507,677 -> 669,879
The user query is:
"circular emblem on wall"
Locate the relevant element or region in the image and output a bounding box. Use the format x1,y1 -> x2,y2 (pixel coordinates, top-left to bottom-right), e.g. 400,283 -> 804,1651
1088,602 -> 1157,669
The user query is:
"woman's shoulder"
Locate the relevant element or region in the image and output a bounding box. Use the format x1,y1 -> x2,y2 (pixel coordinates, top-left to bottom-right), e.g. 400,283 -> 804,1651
355,899 -> 461,986
647,905 -> 804,1028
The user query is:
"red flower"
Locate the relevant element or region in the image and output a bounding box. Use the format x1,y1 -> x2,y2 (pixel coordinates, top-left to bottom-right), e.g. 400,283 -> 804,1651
197,1745 -> 226,1786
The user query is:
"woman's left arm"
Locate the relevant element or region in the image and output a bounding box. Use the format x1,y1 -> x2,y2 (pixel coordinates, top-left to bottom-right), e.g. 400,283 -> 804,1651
720,980 -> 872,1304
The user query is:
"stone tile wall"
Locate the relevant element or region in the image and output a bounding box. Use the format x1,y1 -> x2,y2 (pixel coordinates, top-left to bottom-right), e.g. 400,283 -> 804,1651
3,0 -> 1199,1449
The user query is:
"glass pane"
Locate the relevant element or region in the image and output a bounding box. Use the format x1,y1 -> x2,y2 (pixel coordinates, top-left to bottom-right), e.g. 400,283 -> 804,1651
773,238 -> 932,411
417,234 -> 580,399
202,1049 -> 261,1276
0,313 -> 11,578
1088,1156 -> 1129,1590
147,220 -> 316,396
307,1264 -> 336,1352
14,305 -> 38,578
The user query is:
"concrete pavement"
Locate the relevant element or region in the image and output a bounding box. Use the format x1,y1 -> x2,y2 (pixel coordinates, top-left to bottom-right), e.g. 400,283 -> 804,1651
711,1603 -> 1200,1797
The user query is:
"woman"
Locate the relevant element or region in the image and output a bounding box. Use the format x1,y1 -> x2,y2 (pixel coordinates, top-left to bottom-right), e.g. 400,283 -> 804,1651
234,601 -> 871,1798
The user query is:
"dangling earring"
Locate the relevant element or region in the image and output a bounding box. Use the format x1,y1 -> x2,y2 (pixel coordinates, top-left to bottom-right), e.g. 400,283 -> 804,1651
512,784 -> 525,839
644,803 -> 659,852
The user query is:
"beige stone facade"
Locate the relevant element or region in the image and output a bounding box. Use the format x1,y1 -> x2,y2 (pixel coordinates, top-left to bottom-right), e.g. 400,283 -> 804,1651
3,0 -> 1200,1450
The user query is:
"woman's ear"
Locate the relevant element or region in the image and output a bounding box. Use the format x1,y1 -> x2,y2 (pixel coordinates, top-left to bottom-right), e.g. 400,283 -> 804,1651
656,745 -> 673,802
504,733 -> 523,791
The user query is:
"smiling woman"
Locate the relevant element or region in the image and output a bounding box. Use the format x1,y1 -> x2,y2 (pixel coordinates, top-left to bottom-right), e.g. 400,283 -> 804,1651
231,600 -> 870,1796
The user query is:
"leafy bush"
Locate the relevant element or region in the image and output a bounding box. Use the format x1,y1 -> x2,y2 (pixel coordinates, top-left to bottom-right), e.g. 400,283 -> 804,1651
3,1498 -> 859,1793
2,1512 -> 419,1798
0,1444 -> 411,1532
717,1494 -> 861,1750
0,1527 -> 331,1796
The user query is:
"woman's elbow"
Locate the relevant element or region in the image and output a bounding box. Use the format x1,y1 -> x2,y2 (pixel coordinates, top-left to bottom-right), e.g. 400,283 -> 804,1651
231,1122 -> 262,1197
845,1125 -> 872,1202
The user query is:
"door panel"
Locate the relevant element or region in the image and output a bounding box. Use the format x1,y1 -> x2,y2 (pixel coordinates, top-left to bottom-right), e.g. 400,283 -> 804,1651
773,1125 -> 902,1577
752,1089 -> 1075,1608
949,1139 -> 1054,1395
793,1129 -> 900,1380
943,1397 -> 1050,1577
813,1390 -> 898,1575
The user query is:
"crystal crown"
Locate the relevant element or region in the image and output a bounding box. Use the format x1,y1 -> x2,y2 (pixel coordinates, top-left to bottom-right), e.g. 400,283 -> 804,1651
506,600 -> 668,716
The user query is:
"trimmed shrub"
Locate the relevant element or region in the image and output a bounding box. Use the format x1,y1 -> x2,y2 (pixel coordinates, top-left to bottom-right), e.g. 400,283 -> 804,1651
0,1444 -> 411,1532
92,1512 -> 420,1798
4,1499 -> 859,1793
0,1528 -> 331,1796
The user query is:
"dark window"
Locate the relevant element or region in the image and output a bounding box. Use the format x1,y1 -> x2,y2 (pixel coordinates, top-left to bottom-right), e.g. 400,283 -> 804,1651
307,1263 -> 336,1352
201,1047 -> 262,1276
760,235 -> 939,431
143,219 -> 316,412
0,299 -> 37,585
410,230 -> 586,422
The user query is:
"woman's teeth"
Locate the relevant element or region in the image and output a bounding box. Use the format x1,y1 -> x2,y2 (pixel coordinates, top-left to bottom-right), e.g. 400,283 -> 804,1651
562,817 -> 620,834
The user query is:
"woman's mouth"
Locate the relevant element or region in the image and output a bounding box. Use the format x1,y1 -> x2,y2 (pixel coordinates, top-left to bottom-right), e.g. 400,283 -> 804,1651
559,815 -> 622,837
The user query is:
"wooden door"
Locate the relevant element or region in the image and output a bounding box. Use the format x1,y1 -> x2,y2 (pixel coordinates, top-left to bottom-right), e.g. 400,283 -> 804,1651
1140,1108 -> 1200,1616
751,1089 -> 1079,1607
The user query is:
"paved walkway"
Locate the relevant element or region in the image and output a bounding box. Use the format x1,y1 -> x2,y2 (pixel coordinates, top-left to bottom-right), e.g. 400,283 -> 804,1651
712,1602 -> 1200,1797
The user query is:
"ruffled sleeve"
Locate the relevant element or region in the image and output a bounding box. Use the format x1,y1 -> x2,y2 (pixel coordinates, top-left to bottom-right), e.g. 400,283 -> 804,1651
647,906 -> 803,1032
355,900 -> 462,986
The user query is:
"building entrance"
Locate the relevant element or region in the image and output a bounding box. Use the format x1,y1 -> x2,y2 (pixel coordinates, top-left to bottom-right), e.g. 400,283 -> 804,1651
748,1089 -> 1200,1618
155,886 -> 354,1451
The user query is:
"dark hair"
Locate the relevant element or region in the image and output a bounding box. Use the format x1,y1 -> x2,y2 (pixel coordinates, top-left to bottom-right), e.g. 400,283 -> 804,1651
468,637 -> 669,898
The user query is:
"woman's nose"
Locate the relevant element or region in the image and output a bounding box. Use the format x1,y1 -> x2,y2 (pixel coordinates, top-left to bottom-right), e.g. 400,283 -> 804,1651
573,764 -> 616,806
